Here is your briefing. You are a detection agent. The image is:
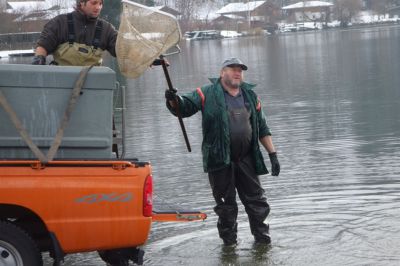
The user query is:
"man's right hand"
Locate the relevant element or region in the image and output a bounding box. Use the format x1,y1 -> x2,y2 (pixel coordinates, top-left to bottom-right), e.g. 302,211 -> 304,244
165,88 -> 178,101
32,55 -> 46,65
152,58 -> 170,67
269,152 -> 280,176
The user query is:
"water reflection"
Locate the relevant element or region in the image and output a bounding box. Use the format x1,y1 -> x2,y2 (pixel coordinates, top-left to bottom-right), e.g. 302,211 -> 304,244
137,25 -> 400,266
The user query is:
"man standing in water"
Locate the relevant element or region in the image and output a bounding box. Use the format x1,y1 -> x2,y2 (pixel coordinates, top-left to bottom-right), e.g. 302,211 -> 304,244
165,57 -> 280,246
32,0 -> 117,66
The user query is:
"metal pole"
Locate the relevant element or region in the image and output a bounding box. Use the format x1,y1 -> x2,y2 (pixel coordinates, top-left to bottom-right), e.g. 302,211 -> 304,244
160,55 -> 192,152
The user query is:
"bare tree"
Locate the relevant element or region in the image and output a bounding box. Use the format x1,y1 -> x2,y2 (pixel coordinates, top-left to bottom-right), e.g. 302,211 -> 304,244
192,0 -> 221,30
369,0 -> 389,13
175,0 -> 197,32
175,0 -> 207,32
334,0 -> 363,27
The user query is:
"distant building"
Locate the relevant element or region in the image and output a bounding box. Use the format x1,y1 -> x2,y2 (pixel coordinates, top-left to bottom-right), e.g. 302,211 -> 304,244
6,0 -> 48,14
282,1 -> 333,23
6,0 -> 73,14
213,14 -> 246,31
7,0 -> 73,20
3,0 -> 74,33
14,6 -> 74,23
151,5 -> 181,18
215,1 -> 278,31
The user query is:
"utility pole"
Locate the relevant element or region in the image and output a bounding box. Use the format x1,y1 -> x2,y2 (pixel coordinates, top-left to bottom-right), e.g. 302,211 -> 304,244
246,0 -> 251,29
0,0 -> 6,11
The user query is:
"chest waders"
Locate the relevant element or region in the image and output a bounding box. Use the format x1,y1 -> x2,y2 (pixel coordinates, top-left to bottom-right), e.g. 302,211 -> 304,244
225,93 -> 252,162
53,13 -> 104,66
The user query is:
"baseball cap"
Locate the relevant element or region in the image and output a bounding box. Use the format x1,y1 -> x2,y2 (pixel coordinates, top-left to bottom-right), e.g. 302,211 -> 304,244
221,57 -> 248,71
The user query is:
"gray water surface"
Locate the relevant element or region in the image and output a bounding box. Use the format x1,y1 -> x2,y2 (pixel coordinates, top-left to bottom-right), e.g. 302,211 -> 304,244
131,26 -> 400,266
10,25 -> 400,265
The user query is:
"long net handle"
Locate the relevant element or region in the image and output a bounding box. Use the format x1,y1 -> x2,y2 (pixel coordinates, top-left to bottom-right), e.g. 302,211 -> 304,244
160,56 -> 191,152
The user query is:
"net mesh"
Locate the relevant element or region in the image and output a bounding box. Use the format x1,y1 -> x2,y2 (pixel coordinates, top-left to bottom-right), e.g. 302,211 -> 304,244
116,1 -> 181,79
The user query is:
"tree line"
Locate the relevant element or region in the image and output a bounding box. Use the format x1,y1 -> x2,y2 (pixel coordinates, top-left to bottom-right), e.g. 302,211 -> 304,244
1,0 -> 400,34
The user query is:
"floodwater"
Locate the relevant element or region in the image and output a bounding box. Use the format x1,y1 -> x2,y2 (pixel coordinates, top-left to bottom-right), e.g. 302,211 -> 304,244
121,25 -> 400,266
4,25 -> 400,265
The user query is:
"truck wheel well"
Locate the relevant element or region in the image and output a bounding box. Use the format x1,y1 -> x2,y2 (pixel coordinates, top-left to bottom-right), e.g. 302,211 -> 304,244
0,204 -> 52,252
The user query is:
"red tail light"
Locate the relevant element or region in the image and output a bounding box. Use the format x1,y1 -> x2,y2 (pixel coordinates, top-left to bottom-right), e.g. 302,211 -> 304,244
143,175 -> 153,217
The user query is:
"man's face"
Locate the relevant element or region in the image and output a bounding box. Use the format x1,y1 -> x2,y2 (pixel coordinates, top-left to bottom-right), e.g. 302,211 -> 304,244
220,66 -> 244,89
80,0 -> 103,18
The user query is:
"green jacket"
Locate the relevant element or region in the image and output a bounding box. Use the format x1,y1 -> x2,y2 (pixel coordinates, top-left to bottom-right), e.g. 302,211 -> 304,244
168,78 -> 271,174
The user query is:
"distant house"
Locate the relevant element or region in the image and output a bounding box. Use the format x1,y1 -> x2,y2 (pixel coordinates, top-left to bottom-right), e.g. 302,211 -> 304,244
213,14 -> 246,31
6,0 -> 73,15
7,0 -> 73,20
14,7 -> 74,22
215,1 -> 278,31
5,0 -> 74,32
7,1 -> 46,13
151,5 -> 181,18
282,1 -> 333,23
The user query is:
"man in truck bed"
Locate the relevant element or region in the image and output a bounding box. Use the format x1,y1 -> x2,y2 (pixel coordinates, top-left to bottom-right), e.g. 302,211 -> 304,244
33,0 -> 117,66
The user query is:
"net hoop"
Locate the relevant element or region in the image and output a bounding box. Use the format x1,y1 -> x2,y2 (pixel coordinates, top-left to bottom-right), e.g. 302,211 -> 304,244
116,0 -> 181,79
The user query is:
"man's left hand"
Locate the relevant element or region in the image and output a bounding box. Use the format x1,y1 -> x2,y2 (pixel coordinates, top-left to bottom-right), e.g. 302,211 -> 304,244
269,152 -> 280,176
32,55 -> 46,65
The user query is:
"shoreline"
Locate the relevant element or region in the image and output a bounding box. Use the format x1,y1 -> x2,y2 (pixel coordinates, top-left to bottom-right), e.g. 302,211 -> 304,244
0,49 -> 35,59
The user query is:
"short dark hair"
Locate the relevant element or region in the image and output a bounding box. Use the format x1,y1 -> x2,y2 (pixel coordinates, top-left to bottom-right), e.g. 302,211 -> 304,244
76,0 -> 103,8
76,0 -> 88,5
75,0 -> 104,10
76,0 -> 87,8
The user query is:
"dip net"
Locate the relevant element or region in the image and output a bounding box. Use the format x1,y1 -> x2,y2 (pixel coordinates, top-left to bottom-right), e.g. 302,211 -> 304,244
116,0 -> 181,79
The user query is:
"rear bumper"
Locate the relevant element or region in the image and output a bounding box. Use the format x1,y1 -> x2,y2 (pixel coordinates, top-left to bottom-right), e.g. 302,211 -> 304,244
152,210 -> 207,222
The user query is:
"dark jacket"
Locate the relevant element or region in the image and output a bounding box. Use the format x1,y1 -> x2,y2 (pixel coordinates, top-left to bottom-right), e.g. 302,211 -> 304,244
36,10 -> 117,56
167,78 -> 271,174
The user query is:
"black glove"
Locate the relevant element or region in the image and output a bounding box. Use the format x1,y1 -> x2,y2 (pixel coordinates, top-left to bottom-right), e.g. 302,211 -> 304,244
269,152 -> 280,176
165,88 -> 178,101
32,55 -> 46,65
151,58 -> 169,66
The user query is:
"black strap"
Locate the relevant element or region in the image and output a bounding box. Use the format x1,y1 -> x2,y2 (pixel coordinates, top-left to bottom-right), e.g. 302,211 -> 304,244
67,13 -> 74,45
92,20 -> 103,49
67,13 -> 103,49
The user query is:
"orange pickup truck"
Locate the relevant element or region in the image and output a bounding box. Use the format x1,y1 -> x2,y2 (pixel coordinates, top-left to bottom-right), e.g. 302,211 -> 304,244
0,65 -> 206,266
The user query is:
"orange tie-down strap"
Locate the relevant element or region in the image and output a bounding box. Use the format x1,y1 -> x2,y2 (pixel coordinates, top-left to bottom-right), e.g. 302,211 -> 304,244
152,210 -> 207,222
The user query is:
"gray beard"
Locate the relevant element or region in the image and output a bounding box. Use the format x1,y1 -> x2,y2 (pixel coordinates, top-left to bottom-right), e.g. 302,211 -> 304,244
223,78 -> 241,89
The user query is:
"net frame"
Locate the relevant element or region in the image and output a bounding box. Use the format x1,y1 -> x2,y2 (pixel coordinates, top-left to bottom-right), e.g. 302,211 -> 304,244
116,0 -> 181,78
